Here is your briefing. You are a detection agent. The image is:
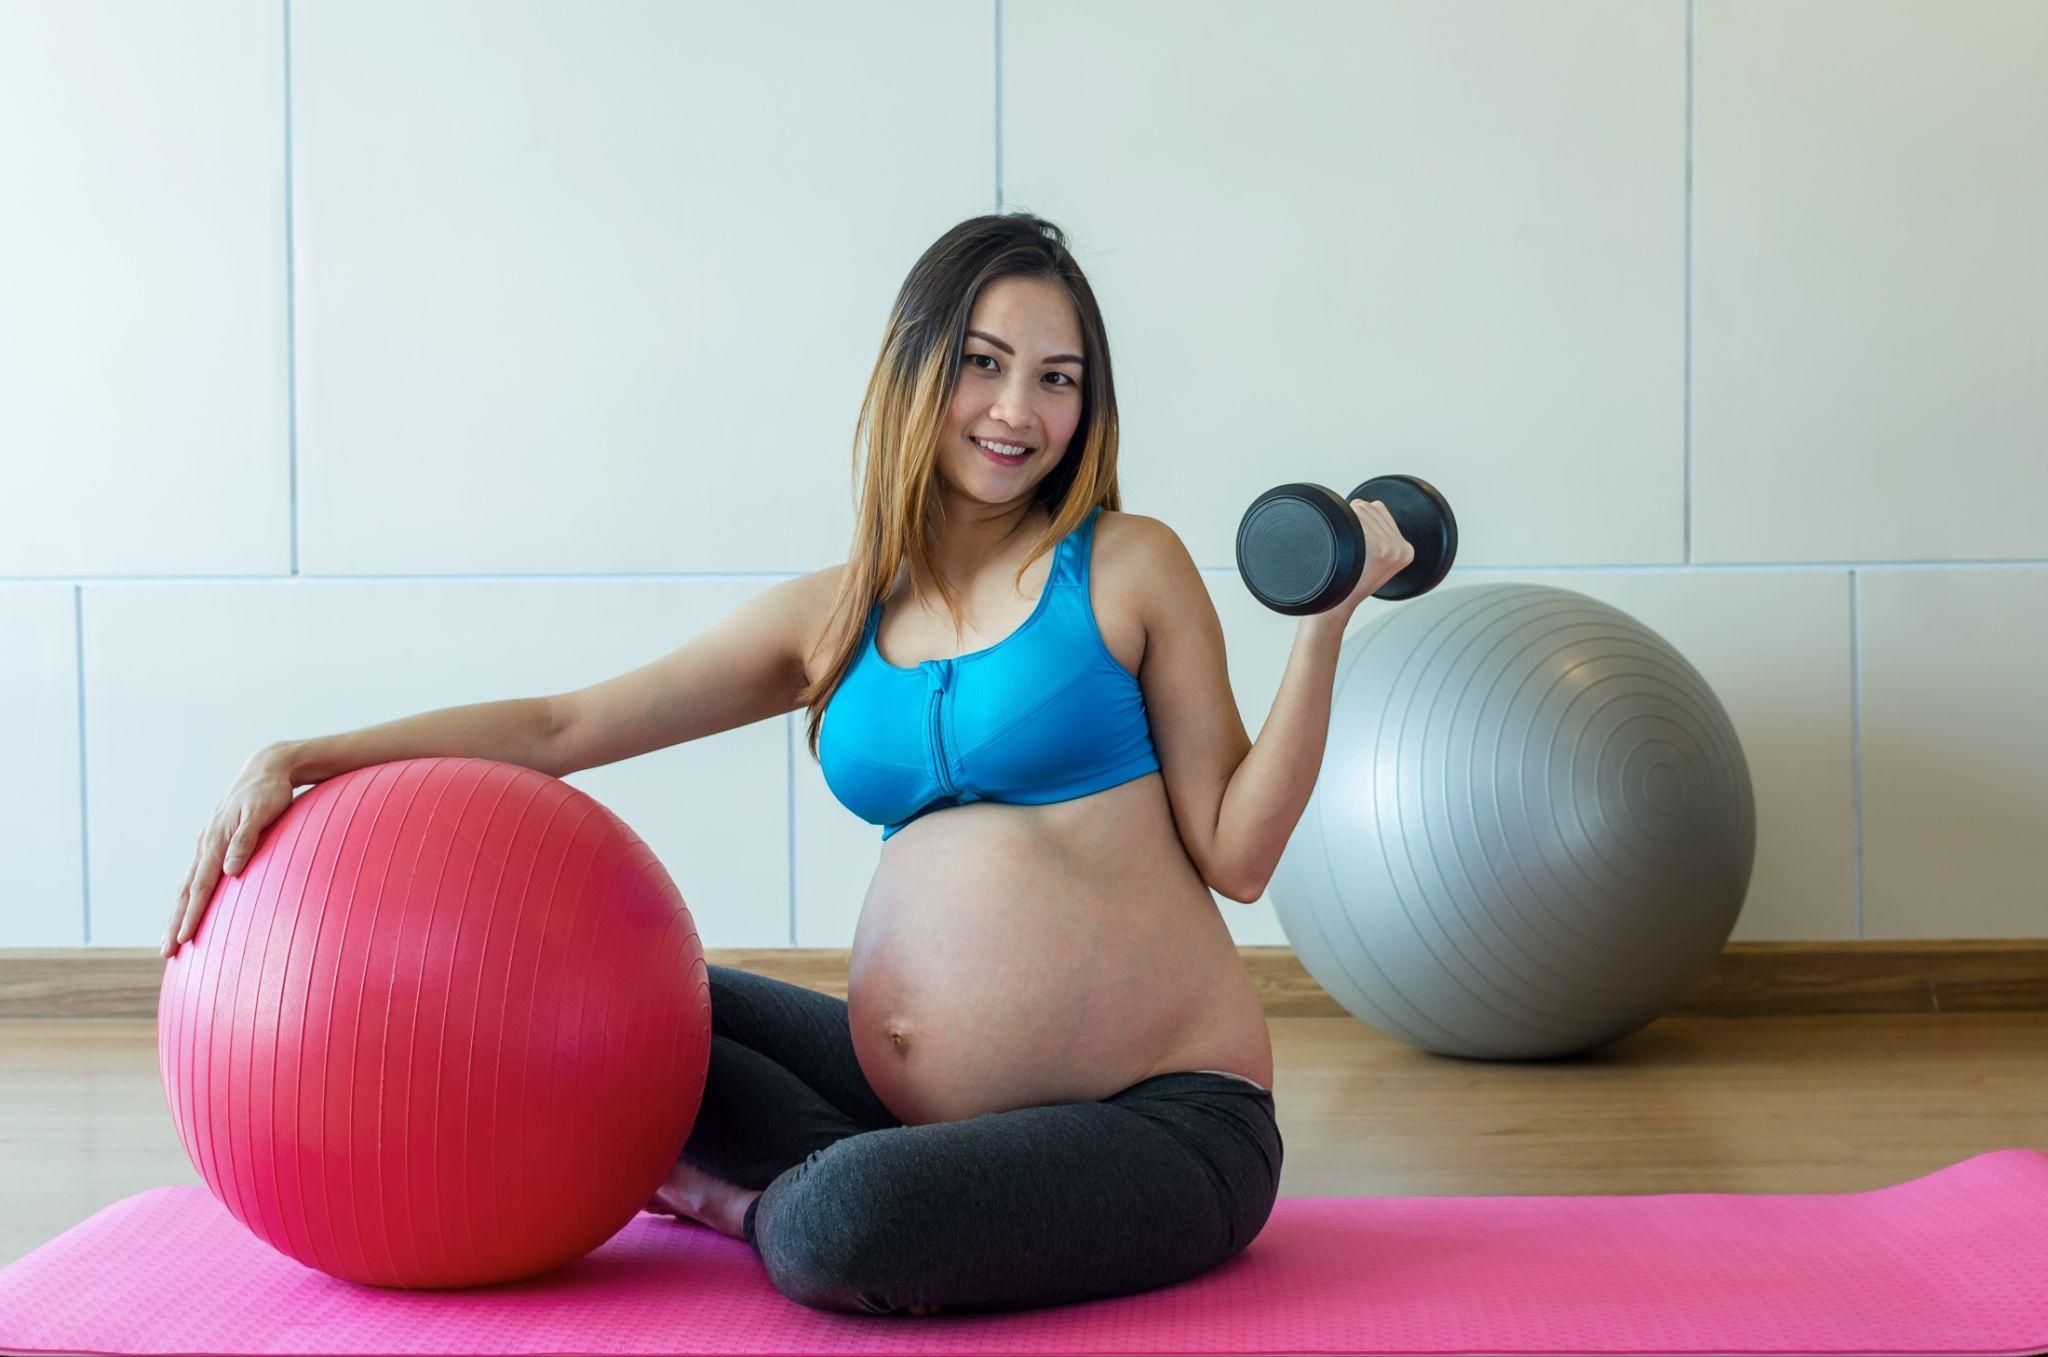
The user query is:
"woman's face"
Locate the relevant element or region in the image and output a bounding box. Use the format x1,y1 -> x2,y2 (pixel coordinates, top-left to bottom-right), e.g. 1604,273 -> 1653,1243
938,275 -> 1085,510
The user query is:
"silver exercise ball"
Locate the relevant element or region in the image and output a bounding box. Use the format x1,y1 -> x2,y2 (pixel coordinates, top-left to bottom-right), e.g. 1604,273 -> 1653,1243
1270,583 -> 1756,1060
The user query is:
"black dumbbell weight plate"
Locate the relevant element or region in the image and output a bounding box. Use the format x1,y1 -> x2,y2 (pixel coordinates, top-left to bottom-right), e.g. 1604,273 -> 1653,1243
1235,483 -> 1364,615
1349,474 -> 1457,601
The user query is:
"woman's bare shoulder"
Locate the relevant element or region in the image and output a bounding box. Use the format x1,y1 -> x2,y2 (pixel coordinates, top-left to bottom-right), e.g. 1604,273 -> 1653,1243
1084,509 -> 1172,674
1092,507 -> 1174,564
794,562 -> 853,682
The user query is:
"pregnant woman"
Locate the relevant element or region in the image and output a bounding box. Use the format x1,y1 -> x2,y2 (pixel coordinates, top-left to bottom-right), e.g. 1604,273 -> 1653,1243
166,211 -> 1414,1316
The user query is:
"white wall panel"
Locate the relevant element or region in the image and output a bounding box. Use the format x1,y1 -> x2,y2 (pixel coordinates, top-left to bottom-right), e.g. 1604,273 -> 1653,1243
1694,0 -> 2048,564
82,577 -> 790,951
0,588 -> 85,945
0,1 -> 289,579
1003,0 -> 1687,574
1860,569 -> 2048,937
291,0 -> 991,577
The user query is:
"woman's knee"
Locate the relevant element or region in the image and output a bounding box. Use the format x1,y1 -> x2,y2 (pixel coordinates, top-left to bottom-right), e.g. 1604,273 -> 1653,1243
1223,1101 -> 1284,1246
750,1145 -> 912,1314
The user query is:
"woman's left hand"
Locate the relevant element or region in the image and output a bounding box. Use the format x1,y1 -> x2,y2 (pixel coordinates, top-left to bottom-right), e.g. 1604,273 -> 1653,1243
1335,497 -> 1416,614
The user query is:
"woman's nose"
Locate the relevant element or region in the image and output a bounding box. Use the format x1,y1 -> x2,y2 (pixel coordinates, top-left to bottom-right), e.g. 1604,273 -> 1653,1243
987,395 -> 1038,432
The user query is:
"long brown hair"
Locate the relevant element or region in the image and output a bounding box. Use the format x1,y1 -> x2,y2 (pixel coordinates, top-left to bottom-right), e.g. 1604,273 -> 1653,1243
796,212 -> 1124,760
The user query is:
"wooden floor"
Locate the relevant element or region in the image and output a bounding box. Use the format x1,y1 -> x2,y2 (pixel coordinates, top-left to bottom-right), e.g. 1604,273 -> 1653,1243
4,1010 -> 2045,1274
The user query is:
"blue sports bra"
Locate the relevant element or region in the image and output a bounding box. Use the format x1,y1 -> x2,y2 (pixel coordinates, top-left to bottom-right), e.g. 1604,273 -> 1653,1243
819,504 -> 1160,840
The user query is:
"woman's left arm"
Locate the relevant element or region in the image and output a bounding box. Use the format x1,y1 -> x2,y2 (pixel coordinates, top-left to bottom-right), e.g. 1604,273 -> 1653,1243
1137,517 -> 1367,903
1138,499 -> 1408,901
1213,495 -> 1412,896
1206,608 -> 1354,901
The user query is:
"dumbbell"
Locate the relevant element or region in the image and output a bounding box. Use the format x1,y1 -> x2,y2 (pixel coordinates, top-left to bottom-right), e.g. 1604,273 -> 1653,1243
1235,474 -> 1457,615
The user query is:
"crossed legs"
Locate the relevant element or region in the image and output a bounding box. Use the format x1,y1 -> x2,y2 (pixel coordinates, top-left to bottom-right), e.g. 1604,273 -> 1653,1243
658,964 -> 1283,1316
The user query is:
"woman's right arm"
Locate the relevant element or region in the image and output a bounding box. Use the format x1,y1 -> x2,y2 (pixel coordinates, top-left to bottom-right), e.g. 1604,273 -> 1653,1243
270,694 -> 566,788
164,695 -> 565,959
163,565 -> 831,960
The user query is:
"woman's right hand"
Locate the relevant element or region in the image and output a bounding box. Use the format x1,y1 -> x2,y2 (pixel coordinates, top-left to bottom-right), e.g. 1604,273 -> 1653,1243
164,750 -> 297,959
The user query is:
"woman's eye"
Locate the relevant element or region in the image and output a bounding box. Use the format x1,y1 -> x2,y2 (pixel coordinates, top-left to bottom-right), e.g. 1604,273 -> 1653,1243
965,353 -> 1075,386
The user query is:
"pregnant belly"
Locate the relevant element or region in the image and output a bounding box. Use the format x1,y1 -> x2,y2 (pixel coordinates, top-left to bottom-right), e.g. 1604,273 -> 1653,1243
843,793 -> 1269,1126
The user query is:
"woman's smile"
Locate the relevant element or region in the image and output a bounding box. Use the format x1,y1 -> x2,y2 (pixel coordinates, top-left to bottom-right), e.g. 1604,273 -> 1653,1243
970,434 -> 1036,466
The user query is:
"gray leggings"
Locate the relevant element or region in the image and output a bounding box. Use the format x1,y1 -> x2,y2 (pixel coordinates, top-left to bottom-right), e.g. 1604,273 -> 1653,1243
676,964 -> 1283,1316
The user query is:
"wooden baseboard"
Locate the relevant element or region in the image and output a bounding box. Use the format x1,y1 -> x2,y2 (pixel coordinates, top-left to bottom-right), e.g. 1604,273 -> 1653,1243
2,940 -> 2044,1021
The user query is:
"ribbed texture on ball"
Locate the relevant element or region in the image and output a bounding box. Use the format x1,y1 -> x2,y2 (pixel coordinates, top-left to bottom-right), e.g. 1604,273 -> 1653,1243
1272,585 -> 1756,1059
156,757 -> 712,1288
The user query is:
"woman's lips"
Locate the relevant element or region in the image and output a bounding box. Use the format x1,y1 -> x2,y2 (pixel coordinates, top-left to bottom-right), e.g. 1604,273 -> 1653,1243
971,436 -> 1034,466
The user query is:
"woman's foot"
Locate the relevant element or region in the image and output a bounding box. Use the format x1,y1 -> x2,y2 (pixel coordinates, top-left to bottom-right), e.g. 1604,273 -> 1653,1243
643,1156 -> 762,1241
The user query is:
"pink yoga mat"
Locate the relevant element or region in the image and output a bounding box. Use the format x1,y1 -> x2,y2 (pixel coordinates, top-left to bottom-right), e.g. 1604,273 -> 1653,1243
3,1148 -> 2044,1356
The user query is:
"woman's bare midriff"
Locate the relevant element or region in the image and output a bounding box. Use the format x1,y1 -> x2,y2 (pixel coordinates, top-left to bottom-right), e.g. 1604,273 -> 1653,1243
845,775 -> 1273,1126
804,509 -> 1274,1127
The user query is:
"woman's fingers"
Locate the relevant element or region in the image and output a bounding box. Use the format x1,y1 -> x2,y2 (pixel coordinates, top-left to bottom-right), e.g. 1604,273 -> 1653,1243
1355,499 -> 1411,558
1344,500 -> 1416,600
167,854 -> 202,955
172,836 -> 225,951
171,860 -> 195,919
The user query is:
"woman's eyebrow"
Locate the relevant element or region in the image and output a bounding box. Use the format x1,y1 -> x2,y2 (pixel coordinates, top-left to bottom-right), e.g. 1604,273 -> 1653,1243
967,329 -> 1085,367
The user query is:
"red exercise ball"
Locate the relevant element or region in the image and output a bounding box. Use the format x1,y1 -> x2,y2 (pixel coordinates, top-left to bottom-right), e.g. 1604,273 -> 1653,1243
156,756 -> 712,1289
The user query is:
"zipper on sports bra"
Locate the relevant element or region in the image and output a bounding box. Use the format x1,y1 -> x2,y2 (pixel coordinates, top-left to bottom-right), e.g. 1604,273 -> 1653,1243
927,663 -> 956,796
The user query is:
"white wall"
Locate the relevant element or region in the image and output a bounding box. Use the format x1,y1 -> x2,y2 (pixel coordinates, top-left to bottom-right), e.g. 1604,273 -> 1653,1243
3,0 -> 2043,952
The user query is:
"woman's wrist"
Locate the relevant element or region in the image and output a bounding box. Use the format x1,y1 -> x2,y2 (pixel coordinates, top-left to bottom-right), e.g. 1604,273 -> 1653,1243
253,740 -> 303,785
1300,606 -> 1357,644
